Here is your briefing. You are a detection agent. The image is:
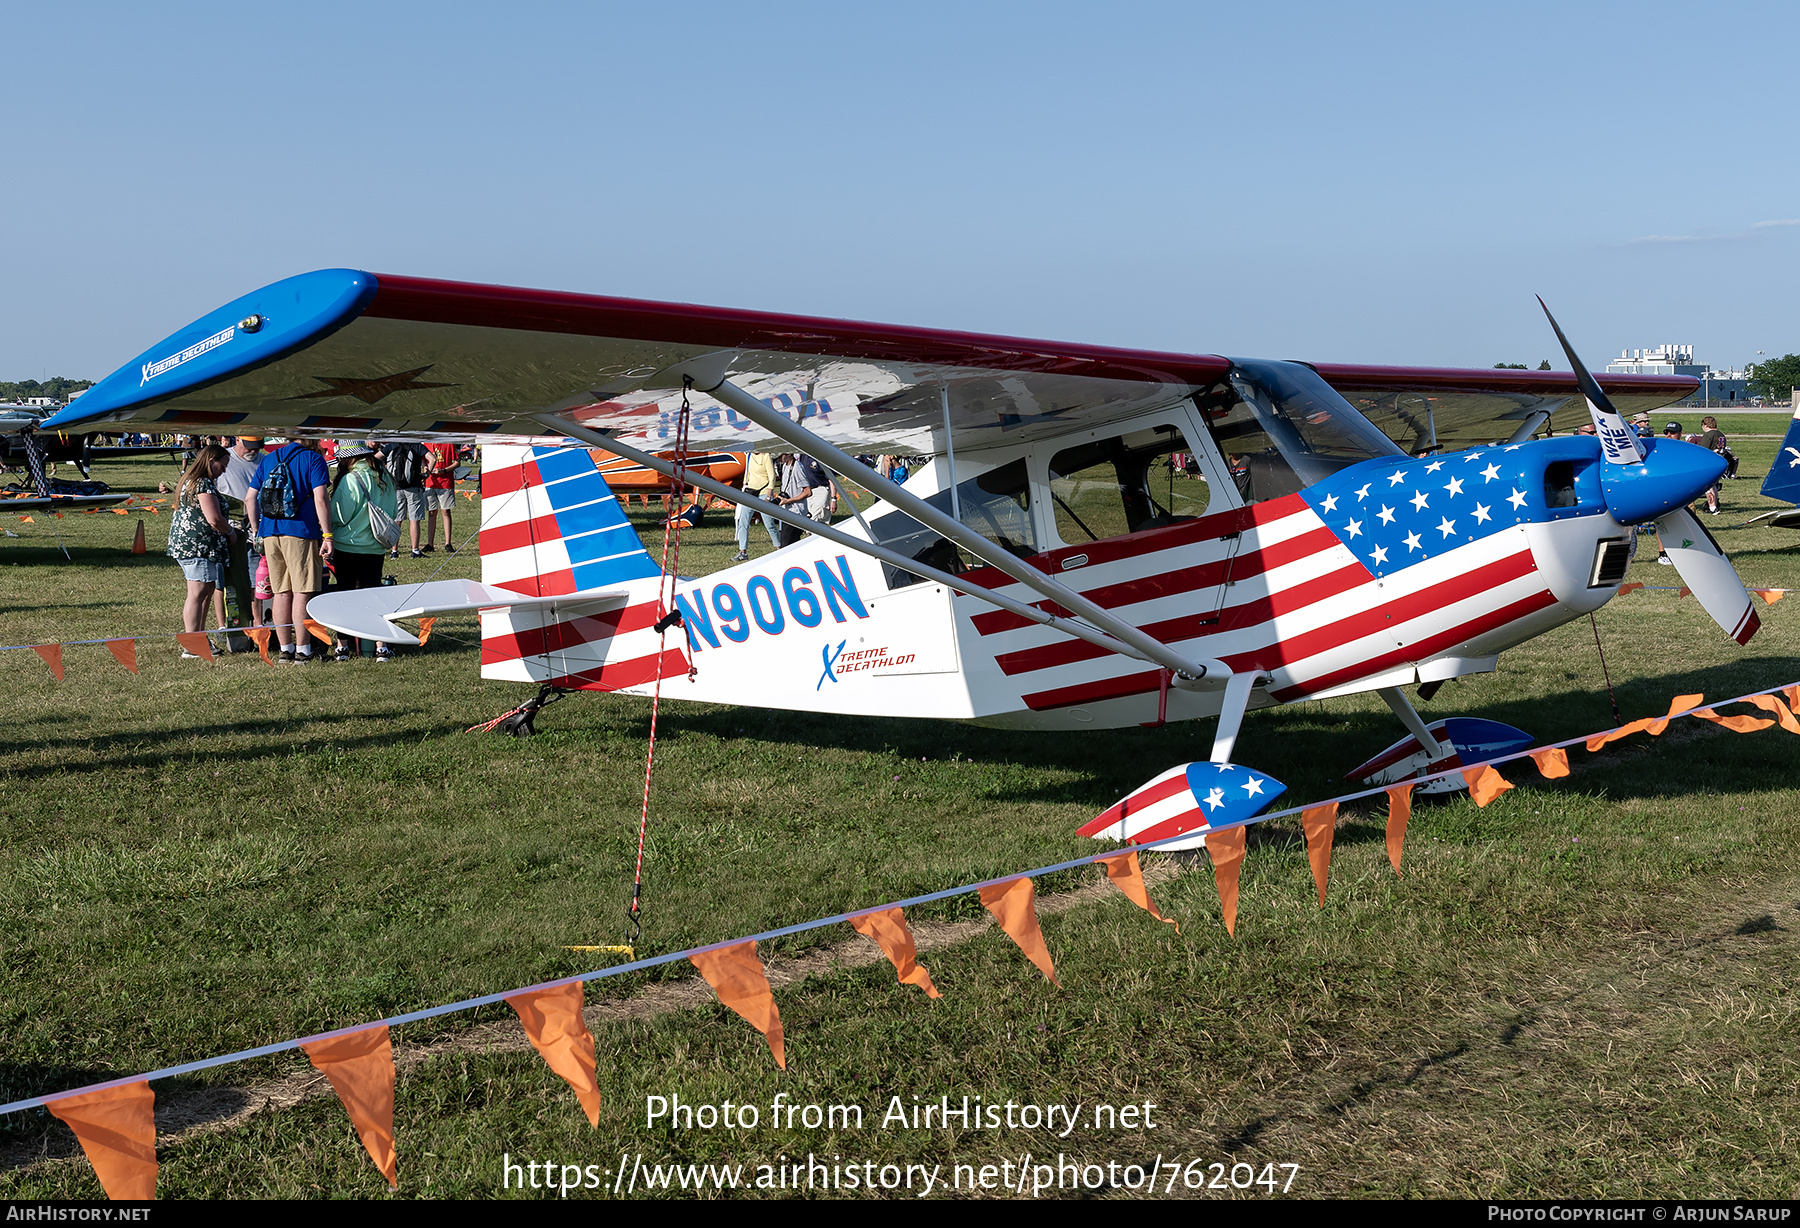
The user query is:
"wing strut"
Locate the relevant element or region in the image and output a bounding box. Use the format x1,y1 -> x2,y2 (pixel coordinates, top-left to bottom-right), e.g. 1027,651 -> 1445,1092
533,414 -> 1156,667
649,375 -> 1229,688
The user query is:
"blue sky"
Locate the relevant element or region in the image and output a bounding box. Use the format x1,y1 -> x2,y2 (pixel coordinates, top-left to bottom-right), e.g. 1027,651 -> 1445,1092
5,1 -> 1797,381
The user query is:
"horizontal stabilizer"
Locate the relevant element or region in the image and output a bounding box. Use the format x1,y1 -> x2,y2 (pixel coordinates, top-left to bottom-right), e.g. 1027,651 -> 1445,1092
309,578 -> 627,645
1079,762 -> 1286,852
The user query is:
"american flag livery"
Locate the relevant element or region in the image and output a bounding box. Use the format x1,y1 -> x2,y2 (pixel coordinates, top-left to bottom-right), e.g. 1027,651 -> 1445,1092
1077,761 -> 1286,851
478,444 -> 687,691
955,441 -> 1589,724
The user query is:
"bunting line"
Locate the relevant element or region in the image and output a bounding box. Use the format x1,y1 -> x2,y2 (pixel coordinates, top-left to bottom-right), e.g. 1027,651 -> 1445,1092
3,677 -> 1795,1124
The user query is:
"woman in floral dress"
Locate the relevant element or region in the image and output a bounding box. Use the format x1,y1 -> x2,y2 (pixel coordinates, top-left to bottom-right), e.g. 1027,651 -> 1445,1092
167,444 -> 235,656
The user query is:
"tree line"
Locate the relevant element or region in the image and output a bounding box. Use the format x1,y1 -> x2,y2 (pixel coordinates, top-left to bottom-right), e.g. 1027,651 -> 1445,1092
1,376 -> 94,403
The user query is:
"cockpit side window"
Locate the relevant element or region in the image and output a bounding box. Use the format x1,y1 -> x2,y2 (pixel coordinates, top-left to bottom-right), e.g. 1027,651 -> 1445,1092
1047,422 -> 1210,546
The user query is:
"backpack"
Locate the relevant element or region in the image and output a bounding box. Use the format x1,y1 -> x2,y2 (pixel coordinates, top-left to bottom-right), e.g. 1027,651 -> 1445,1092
257,450 -> 298,521
389,444 -> 427,489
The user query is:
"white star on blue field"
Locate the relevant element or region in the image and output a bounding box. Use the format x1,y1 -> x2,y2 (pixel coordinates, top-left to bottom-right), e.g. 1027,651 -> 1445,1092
1300,446 -> 1552,580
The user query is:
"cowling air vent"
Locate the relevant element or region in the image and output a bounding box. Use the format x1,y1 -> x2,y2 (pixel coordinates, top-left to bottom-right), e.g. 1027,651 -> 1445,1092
1588,537 -> 1633,589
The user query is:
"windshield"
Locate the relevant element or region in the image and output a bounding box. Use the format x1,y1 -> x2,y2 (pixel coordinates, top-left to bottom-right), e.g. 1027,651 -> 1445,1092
1197,359 -> 1403,502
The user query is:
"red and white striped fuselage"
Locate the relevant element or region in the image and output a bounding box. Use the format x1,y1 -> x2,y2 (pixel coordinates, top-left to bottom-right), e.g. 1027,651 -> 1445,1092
477,440 -> 1627,732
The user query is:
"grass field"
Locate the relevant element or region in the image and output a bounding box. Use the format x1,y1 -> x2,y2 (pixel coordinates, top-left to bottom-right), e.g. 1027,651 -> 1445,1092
1,437 -> 1796,1200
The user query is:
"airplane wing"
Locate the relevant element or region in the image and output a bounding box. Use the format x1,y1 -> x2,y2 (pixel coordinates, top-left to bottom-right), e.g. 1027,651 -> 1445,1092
42,269 -> 1230,455
45,268 -> 1699,457
1313,363 -> 1700,453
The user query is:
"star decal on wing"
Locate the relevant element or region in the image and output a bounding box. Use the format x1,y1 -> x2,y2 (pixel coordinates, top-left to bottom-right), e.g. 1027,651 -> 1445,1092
1405,530 -> 1423,551
1472,503 -> 1492,524
1377,504 -> 1396,525
1410,490 -> 1430,511
1242,777 -> 1265,797
1437,516 -> 1457,538
1444,476 -> 1464,497
288,365 -> 457,405
1370,545 -> 1389,564
1388,470 -> 1408,486
1480,462 -> 1502,482
1204,787 -> 1226,811
1424,460 -> 1445,473
1355,482 -> 1371,501
1321,493 -> 1339,512
1507,487 -> 1528,510
1343,518 -> 1363,538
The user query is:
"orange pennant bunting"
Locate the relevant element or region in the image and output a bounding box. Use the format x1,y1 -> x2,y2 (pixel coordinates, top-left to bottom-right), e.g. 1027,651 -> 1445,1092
1616,581 -> 1644,595
1678,586 -> 1692,598
1204,826 -> 1248,936
105,639 -> 137,674
690,942 -> 785,1068
1300,803 -> 1339,907
416,617 -> 436,647
1748,693 -> 1800,735
1586,717 -> 1653,751
1648,693 -> 1704,736
1753,589 -> 1785,604
303,619 -> 334,647
1690,707 -> 1775,735
85,507 -> 97,514
849,907 -> 942,997
1529,746 -> 1570,779
1096,850 -> 1178,932
300,1026 -> 397,1187
1462,764 -> 1514,808
978,876 -> 1057,985
18,515 -> 32,523
175,632 -> 214,661
115,508 -> 132,516
45,1081 -> 157,1201
1385,783 -> 1414,876
507,981 -> 602,1126
245,626 -> 274,665
53,512 -> 63,518
1788,686 -> 1800,714
32,643 -> 64,681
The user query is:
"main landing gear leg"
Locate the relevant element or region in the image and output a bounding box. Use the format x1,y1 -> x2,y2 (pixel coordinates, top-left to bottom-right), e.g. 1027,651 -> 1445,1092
1377,686 -> 1451,761
1209,670 -> 1271,764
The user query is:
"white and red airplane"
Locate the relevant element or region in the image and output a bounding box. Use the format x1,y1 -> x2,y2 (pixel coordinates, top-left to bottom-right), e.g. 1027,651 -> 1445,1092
45,271 -> 1755,840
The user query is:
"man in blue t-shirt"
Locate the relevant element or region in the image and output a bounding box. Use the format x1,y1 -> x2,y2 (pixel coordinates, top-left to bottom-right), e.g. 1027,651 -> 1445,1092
245,438 -> 335,662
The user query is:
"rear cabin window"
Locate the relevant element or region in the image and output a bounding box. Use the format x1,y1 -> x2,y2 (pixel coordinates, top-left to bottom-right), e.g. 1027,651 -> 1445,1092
869,458 -> 1035,589
1047,424 -> 1210,546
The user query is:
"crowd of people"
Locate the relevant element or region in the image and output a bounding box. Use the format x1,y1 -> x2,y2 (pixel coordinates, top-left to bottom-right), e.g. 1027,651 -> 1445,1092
164,435 -> 469,662
164,440 -> 910,655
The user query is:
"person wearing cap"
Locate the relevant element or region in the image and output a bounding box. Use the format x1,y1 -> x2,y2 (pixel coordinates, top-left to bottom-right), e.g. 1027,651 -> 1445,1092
246,437 -> 334,662
1630,412 -> 1652,439
327,444 -> 400,661
213,433 -> 268,650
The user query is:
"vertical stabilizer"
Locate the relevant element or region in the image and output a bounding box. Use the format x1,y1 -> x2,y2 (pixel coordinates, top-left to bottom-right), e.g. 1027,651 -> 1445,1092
1762,405 -> 1800,507
478,444 -> 684,690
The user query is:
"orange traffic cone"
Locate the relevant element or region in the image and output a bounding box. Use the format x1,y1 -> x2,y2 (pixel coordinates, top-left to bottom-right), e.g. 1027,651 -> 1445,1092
131,520 -> 146,554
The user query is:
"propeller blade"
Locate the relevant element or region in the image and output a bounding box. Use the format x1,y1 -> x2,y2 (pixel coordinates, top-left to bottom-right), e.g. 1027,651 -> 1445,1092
1537,297 -> 1644,465
1656,506 -> 1761,645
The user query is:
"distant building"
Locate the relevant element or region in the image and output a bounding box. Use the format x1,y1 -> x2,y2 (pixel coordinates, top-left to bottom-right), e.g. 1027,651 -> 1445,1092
1605,344 -> 1749,405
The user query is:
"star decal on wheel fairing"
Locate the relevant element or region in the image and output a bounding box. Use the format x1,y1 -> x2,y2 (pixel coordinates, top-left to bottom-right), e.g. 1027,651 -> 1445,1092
287,365 -> 458,405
